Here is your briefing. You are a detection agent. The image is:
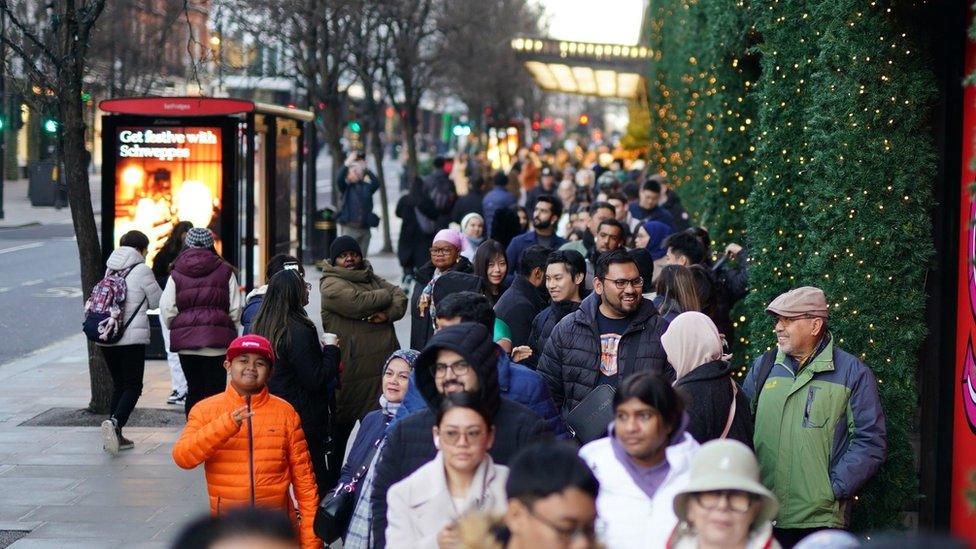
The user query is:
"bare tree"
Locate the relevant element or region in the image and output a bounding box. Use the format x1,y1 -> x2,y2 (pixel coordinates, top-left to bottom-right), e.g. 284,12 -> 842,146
88,0 -> 189,98
347,0 -> 394,252
224,0 -> 352,192
377,0 -> 444,185
437,0 -> 542,129
0,0 -> 110,411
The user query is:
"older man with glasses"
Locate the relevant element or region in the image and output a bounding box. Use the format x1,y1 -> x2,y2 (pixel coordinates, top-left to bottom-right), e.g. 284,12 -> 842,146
538,249 -> 671,438
742,286 -> 886,548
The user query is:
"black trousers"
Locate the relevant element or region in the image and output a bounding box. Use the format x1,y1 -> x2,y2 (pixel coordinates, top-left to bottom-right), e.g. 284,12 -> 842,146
100,344 -> 146,430
179,354 -> 227,416
774,527 -> 831,548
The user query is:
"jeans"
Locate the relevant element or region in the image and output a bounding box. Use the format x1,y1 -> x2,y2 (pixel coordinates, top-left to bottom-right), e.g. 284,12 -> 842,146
159,319 -> 187,394
100,344 -> 146,429
341,224 -> 372,255
179,354 -> 228,416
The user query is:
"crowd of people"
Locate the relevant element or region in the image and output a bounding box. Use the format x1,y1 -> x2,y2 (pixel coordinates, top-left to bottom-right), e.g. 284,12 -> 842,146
86,149 -> 901,549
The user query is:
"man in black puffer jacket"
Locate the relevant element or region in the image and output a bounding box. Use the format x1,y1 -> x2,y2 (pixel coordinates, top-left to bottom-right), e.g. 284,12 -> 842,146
370,322 -> 549,547
538,249 -> 672,419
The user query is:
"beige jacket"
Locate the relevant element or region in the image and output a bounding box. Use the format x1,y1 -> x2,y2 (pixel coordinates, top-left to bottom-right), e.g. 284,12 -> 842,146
386,452 -> 509,549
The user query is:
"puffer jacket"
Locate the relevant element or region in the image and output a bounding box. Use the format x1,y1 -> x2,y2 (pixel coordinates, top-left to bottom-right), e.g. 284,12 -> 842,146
525,300 -> 581,369
537,293 -> 670,416
409,257 -> 474,350
370,324 -> 549,547
320,260 -> 408,426
742,338 -> 886,529
162,248 -> 240,354
240,286 -> 266,335
172,385 -> 320,549
393,343 -> 568,438
265,318 -> 340,446
674,360 -> 753,448
97,246 -> 161,347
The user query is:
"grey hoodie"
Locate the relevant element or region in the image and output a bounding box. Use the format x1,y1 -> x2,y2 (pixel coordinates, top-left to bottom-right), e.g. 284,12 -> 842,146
97,246 -> 162,347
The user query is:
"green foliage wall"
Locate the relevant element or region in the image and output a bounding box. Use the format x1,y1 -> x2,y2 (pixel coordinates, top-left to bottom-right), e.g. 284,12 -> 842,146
645,0 -> 937,531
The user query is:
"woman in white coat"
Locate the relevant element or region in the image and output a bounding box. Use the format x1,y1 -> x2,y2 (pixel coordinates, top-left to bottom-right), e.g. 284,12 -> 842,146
97,230 -> 162,455
386,392 -> 509,549
578,372 -> 700,549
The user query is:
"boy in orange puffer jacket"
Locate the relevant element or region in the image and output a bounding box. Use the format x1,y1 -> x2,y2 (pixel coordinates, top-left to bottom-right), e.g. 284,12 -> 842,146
173,335 -> 321,548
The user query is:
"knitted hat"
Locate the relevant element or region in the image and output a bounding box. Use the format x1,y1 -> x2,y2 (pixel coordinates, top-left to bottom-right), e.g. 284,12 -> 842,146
330,235 -> 363,265
185,227 -> 214,249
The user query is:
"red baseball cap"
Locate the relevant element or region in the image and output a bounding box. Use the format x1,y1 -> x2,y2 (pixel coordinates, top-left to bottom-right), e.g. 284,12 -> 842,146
226,335 -> 276,365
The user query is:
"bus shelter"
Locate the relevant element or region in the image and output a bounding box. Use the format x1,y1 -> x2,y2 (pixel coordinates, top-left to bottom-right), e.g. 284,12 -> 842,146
99,97 -> 314,293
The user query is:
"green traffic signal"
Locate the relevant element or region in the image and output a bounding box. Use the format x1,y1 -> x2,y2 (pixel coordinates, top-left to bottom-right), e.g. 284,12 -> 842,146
0,116 -> 4,132
43,119 -> 58,133
349,121 -> 361,133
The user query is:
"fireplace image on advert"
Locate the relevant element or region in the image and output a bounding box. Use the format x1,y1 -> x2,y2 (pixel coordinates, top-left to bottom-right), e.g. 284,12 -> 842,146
113,126 -> 224,264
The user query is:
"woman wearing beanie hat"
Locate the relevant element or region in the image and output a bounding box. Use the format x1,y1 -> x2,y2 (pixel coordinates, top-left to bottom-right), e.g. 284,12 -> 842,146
160,227 -> 242,417
334,349 -> 420,547
668,439 -> 780,549
409,228 -> 473,350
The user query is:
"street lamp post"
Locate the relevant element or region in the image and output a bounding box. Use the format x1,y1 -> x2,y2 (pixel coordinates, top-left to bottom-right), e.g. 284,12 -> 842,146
0,8 -> 7,220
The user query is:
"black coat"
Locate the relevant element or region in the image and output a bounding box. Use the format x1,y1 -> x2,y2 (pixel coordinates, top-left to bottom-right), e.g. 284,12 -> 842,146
265,318 -> 340,443
369,324 -> 549,547
525,300 -> 581,370
395,194 -> 432,272
494,275 -> 549,349
674,360 -> 754,448
451,190 -> 484,223
408,257 -> 474,350
537,293 -> 670,415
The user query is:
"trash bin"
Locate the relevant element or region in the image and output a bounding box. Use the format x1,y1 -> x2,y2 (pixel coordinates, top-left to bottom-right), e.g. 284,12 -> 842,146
28,160 -> 58,207
312,208 -> 337,263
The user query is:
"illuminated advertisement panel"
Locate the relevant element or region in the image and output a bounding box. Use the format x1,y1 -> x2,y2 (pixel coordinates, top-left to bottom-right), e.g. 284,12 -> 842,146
112,126 -> 223,264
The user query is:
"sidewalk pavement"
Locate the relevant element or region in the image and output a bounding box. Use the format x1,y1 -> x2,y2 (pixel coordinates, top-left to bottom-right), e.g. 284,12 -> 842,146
0,253 -> 409,548
0,176 -> 101,229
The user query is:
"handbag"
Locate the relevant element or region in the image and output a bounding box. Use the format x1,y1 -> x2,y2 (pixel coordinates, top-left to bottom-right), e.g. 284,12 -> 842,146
313,439 -> 381,544
566,384 -> 617,444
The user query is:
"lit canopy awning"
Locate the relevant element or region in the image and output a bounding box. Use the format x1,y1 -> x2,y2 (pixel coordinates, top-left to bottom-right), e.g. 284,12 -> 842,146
511,36 -> 650,99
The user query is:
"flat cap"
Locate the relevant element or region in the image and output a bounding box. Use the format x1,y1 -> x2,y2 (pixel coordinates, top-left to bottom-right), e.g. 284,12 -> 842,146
766,286 -> 829,319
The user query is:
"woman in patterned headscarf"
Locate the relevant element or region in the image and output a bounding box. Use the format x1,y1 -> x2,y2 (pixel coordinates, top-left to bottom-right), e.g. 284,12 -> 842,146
337,349 -> 420,548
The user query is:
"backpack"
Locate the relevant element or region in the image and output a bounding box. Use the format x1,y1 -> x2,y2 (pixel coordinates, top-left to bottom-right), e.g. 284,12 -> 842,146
82,265 -> 144,344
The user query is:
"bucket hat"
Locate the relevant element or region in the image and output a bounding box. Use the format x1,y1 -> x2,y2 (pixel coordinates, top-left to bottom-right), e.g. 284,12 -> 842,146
673,439 -> 779,525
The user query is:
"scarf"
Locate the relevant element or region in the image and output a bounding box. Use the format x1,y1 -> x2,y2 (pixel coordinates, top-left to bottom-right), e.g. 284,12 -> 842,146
661,312 -> 727,382
379,348 -> 420,418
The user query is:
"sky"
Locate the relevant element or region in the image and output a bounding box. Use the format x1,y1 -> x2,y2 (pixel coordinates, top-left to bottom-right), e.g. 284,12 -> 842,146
538,0 -> 645,45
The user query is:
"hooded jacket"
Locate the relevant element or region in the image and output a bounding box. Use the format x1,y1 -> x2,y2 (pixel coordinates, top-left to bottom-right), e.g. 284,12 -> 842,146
579,427 -> 699,549
742,339 -> 886,529
240,285 -> 267,335
493,275 -> 549,349
160,248 -> 241,355
394,344 -> 568,438
537,293 -> 670,416
320,260 -> 408,426
172,385 -> 320,549
674,361 -> 754,448
97,246 -> 161,347
409,257 -> 475,350
369,323 -> 548,547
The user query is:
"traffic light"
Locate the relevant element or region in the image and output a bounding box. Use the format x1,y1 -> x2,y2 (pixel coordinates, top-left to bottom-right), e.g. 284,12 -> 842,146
0,115 -> 4,132
348,120 -> 361,133
579,114 -> 590,126
43,118 -> 58,133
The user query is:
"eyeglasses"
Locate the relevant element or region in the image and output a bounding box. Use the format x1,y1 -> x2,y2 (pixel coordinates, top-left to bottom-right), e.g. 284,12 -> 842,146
692,490 -> 756,513
438,427 -> 487,446
601,276 -> 644,290
772,315 -> 817,327
525,504 -> 597,542
431,359 -> 472,377
429,247 -> 456,256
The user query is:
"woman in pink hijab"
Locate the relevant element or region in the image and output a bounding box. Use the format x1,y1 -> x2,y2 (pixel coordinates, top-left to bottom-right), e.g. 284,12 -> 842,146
661,312 -> 754,447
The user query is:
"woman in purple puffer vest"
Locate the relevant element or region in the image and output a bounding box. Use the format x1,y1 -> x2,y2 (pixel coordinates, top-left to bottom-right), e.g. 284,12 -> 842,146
160,227 -> 242,416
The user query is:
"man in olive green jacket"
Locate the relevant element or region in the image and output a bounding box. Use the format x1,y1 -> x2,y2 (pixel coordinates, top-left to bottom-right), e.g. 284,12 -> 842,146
320,236 -> 408,447
743,287 -> 886,548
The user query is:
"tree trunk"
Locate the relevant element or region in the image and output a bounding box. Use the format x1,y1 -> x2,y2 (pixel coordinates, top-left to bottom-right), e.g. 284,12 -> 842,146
60,65 -> 111,413
402,104 -> 420,187
369,118 -> 392,253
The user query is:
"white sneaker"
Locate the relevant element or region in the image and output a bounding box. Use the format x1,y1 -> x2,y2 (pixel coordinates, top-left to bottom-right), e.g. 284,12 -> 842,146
101,418 -> 120,455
